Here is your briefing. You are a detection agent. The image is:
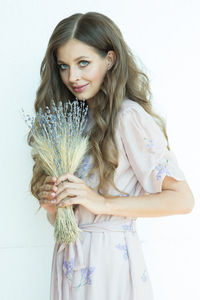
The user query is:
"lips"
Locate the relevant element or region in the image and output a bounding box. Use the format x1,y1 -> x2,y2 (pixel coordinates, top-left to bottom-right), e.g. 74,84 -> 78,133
72,83 -> 89,93
72,84 -> 88,89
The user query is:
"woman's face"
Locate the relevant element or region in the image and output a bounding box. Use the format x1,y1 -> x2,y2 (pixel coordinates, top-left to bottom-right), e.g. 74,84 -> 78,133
56,39 -> 114,104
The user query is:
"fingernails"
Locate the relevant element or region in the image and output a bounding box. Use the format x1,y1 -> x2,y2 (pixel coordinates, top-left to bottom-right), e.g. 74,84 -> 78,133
51,199 -> 57,204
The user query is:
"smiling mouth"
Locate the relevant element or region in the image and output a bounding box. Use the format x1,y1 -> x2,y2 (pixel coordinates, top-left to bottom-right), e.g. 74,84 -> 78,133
72,84 -> 89,92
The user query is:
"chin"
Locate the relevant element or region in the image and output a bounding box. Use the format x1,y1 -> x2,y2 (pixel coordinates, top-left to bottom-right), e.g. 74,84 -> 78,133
75,94 -> 94,101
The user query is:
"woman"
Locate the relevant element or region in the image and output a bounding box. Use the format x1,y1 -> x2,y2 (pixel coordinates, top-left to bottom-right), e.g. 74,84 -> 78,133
28,12 -> 194,300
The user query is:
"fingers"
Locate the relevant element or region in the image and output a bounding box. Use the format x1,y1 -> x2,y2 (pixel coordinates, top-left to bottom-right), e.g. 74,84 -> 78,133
39,184 -> 58,193
38,176 -> 59,210
56,189 -> 78,203
39,190 -> 56,199
38,174 -> 84,208
39,176 -> 58,203
56,182 -> 82,194
39,198 -> 56,205
44,176 -> 57,185
56,173 -> 83,186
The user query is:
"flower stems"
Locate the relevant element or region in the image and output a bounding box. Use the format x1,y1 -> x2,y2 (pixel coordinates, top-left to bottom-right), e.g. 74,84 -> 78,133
54,205 -> 82,244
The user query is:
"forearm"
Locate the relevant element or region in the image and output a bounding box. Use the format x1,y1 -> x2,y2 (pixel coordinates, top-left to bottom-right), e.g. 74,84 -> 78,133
104,190 -> 191,218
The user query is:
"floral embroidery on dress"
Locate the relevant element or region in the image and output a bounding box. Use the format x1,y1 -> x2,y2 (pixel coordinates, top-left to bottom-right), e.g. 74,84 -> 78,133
141,269 -> 148,282
115,243 -> 129,260
122,223 -> 136,237
63,258 -> 74,282
74,155 -> 94,180
90,173 -> 95,180
63,258 -> 96,289
144,137 -> 172,180
122,224 -> 132,231
155,159 -> 171,180
78,266 -> 96,287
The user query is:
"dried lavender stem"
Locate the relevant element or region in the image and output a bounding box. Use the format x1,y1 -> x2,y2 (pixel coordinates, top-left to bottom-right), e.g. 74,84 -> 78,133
21,98 -> 89,245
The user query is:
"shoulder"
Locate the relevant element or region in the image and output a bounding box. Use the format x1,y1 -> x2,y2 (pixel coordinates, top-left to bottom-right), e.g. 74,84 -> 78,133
120,98 -> 141,111
118,98 -> 154,125
119,98 -> 150,119
117,98 -> 165,140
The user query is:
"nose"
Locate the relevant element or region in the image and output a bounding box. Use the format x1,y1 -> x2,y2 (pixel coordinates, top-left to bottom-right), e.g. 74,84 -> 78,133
68,66 -> 81,83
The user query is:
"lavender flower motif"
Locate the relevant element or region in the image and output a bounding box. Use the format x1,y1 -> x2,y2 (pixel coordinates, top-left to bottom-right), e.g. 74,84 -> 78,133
155,159 -> 171,180
90,173 -> 95,180
63,259 -> 96,289
63,258 -> 74,282
72,266 -> 96,289
122,224 -> 132,231
74,155 -> 93,180
141,269 -> 148,282
81,156 -> 91,172
144,137 -> 154,150
122,223 -> 136,237
80,266 -> 96,285
115,243 -> 129,260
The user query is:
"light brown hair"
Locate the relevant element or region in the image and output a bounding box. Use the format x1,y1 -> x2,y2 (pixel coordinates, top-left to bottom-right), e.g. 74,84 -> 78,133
28,11 -> 170,201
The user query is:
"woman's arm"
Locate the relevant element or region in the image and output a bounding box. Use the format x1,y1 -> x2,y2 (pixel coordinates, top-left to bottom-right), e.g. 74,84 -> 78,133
103,176 -> 195,218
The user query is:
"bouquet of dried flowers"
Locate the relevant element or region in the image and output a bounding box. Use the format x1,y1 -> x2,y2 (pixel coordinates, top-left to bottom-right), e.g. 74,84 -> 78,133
21,98 -> 91,244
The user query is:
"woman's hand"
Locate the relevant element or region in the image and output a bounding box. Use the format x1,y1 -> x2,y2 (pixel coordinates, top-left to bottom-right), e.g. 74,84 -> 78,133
38,176 -> 58,215
54,173 -> 107,215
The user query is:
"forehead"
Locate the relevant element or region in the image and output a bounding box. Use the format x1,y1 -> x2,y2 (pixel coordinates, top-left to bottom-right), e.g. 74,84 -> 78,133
56,39 -> 99,61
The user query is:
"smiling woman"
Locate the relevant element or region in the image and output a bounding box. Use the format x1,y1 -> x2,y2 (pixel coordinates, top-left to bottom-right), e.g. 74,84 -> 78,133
27,11 -> 194,300
55,39 -> 116,108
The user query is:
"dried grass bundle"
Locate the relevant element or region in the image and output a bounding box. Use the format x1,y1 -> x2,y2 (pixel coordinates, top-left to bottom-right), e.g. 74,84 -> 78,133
21,98 -> 91,244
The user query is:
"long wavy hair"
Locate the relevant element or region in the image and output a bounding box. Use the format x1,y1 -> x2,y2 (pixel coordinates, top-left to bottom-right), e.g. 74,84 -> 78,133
28,11 -> 170,201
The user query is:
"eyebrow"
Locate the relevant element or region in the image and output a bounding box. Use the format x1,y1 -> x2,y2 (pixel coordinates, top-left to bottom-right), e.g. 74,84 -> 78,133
57,56 -> 90,63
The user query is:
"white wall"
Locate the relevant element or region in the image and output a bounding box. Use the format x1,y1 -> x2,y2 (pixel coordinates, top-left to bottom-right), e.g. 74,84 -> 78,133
0,0 -> 199,299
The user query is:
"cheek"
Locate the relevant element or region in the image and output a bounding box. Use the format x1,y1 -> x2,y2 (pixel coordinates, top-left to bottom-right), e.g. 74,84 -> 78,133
86,66 -> 106,84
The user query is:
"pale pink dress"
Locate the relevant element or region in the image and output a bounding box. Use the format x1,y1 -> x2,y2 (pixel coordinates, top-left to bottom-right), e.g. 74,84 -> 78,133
47,98 -> 186,300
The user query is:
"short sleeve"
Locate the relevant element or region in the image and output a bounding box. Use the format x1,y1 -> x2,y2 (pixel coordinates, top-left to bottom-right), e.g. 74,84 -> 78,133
118,101 -> 186,193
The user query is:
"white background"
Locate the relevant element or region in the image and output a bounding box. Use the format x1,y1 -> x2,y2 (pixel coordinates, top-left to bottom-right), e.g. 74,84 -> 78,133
0,0 -> 199,299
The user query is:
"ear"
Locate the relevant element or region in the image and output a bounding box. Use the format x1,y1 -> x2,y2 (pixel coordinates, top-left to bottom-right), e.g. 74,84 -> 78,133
106,50 -> 116,70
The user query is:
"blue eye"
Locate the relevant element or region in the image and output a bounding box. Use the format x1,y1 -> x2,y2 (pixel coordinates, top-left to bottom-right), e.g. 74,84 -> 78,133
79,60 -> 89,67
57,64 -> 68,70
57,60 -> 89,71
